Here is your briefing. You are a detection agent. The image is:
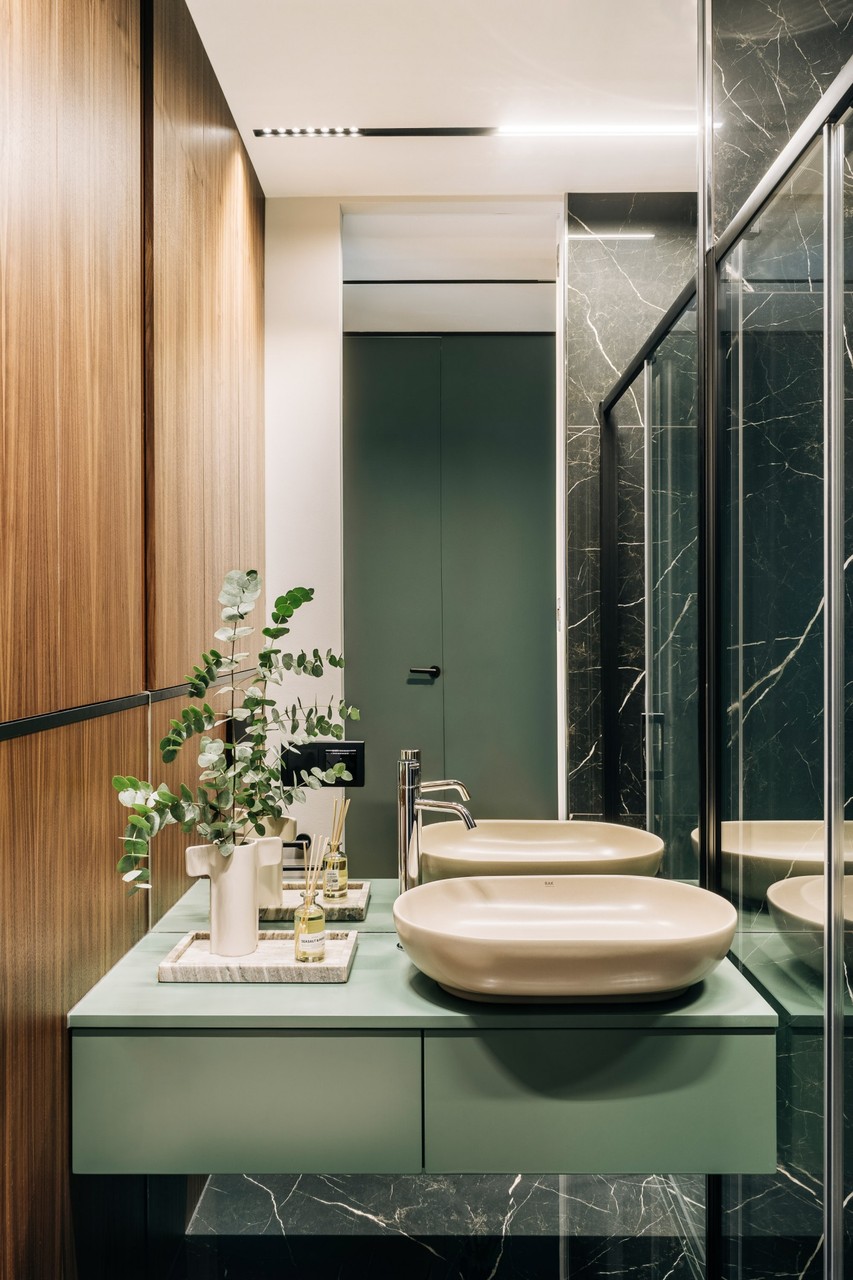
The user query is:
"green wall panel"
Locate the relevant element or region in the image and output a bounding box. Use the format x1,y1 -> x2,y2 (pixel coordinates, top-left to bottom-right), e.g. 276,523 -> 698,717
343,336 -> 445,874
440,335 -> 556,818
343,334 -> 557,871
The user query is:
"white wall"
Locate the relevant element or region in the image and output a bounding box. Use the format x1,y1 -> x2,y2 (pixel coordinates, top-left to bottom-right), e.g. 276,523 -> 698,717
265,197 -> 345,839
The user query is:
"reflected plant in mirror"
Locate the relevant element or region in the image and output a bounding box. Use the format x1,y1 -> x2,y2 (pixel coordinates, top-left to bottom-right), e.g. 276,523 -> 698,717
113,569 -> 359,892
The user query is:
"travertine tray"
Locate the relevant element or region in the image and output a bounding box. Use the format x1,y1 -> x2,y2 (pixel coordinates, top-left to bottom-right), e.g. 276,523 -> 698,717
260,880 -> 371,922
157,930 -> 358,983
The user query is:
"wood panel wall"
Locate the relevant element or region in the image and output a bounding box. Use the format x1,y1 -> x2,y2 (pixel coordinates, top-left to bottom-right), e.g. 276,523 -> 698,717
148,0 -> 265,691
0,0 -> 144,723
0,0 -> 266,1275
0,709 -> 149,1280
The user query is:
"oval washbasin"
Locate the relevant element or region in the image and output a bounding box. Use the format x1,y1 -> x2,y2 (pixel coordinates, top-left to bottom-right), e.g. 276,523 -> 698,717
690,820 -> 853,902
393,875 -> 736,1003
766,875 -> 853,975
420,819 -> 664,883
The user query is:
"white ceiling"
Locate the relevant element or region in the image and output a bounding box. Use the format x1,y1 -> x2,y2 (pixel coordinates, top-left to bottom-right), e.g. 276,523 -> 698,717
185,0 -> 698,198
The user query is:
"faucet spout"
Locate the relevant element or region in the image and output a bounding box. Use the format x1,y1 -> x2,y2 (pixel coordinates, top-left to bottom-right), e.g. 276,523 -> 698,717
414,797 -> 476,829
418,779 -> 471,802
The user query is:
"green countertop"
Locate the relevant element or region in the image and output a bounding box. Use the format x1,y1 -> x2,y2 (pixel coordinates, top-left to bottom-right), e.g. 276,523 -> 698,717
69,881 -> 777,1033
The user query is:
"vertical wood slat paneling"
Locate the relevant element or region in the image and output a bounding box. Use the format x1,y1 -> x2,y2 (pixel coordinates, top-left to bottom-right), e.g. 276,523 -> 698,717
148,0 -> 265,691
0,708 -> 148,1280
0,0 -> 143,723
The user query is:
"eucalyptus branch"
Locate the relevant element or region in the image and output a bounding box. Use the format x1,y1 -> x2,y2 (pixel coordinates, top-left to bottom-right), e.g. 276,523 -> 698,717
113,570 -> 358,892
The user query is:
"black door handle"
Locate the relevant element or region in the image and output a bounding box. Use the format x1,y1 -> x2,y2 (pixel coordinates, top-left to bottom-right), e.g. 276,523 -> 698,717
409,665 -> 441,678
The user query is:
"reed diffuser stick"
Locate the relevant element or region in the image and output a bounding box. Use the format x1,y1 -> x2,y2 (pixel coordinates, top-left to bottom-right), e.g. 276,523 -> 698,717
304,833 -> 325,897
330,797 -> 350,849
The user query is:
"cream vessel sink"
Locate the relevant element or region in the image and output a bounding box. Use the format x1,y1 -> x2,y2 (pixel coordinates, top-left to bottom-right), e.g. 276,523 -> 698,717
690,820 -> 853,901
420,819 -> 664,883
766,875 -> 853,975
393,875 -> 737,1002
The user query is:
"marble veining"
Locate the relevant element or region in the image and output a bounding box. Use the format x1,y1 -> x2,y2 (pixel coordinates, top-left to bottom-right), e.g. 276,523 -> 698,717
565,194 -> 696,431
712,0 -> 853,237
183,1172 -> 701,1279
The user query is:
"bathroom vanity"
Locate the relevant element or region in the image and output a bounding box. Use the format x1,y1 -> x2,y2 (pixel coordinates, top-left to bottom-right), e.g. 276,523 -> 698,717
69,881 -> 778,1177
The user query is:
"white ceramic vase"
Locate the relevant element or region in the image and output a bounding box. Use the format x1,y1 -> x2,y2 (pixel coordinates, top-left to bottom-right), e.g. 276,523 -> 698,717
186,838 -> 281,956
256,816 -> 297,910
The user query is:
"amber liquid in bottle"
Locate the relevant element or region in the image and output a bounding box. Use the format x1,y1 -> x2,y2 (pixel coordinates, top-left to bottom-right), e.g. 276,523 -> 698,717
322,842 -> 348,900
294,890 -> 325,962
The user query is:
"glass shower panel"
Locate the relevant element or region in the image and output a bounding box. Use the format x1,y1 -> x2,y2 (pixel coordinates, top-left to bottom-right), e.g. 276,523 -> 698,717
718,138 -> 825,1279
647,300 -> 699,882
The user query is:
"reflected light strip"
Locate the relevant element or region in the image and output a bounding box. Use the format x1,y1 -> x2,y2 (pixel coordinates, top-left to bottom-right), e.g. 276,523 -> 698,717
566,233 -> 655,240
497,123 -> 702,137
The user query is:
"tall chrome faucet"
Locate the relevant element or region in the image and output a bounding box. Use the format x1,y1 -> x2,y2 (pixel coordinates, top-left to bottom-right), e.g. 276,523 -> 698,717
397,748 -> 476,894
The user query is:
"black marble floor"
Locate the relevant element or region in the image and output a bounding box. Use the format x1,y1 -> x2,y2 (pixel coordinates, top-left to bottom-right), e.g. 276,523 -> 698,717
174,1173 -> 704,1279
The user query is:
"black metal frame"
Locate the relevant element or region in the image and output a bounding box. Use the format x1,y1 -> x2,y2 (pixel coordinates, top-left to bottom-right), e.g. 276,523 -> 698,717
597,397 -> 620,821
0,693 -> 149,743
0,677 -> 239,742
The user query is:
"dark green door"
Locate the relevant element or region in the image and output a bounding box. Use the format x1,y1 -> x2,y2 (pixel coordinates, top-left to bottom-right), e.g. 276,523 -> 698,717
343,334 -> 556,875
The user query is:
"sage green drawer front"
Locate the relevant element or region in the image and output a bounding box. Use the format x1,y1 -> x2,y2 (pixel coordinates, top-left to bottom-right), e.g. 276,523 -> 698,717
73,1031 -> 422,1174
424,1029 -> 776,1174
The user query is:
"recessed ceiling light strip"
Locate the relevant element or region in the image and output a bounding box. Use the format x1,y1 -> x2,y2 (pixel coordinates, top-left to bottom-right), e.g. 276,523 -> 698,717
253,124 -> 701,139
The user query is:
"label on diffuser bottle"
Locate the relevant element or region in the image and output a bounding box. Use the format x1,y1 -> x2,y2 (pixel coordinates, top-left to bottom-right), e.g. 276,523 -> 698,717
324,869 -> 340,891
299,931 -> 326,957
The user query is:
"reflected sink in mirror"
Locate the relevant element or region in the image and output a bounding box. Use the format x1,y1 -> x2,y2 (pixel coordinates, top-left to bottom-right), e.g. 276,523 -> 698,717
393,875 -> 736,1003
765,875 -> 853,976
689,820 -> 853,902
420,819 -> 664,883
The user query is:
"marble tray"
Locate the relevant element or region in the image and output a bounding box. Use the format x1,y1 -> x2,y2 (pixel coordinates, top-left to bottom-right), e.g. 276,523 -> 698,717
260,880 -> 371,922
157,930 -> 358,983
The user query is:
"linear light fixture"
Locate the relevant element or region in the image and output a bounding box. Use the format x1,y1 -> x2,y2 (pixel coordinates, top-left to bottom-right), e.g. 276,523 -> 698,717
253,123 -> 705,139
254,126 -> 361,136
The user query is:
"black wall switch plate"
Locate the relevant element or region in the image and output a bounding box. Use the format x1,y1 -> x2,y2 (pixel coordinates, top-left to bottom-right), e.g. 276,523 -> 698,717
281,740 -> 365,788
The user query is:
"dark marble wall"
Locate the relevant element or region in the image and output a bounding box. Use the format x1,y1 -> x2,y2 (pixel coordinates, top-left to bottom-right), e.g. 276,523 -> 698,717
180,1172 -> 702,1279
722,1027 -> 825,1280
712,0 -> 853,237
565,193 -> 696,818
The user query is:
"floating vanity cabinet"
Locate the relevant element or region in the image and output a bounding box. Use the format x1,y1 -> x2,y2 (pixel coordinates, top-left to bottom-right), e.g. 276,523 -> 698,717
69,881 -> 778,1178
423,1028 -> 775,1174
72,1030 -> 422,1174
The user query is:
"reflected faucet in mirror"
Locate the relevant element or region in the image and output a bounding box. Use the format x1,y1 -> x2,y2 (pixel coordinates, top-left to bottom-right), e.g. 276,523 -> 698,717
397,748 -> 476,894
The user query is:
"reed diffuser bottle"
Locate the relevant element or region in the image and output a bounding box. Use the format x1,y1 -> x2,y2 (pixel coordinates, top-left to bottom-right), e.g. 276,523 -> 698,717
322,842 -> 348,899
295,836 -> 326,963
322,798 -> 350,900
294,890 -> 325,962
